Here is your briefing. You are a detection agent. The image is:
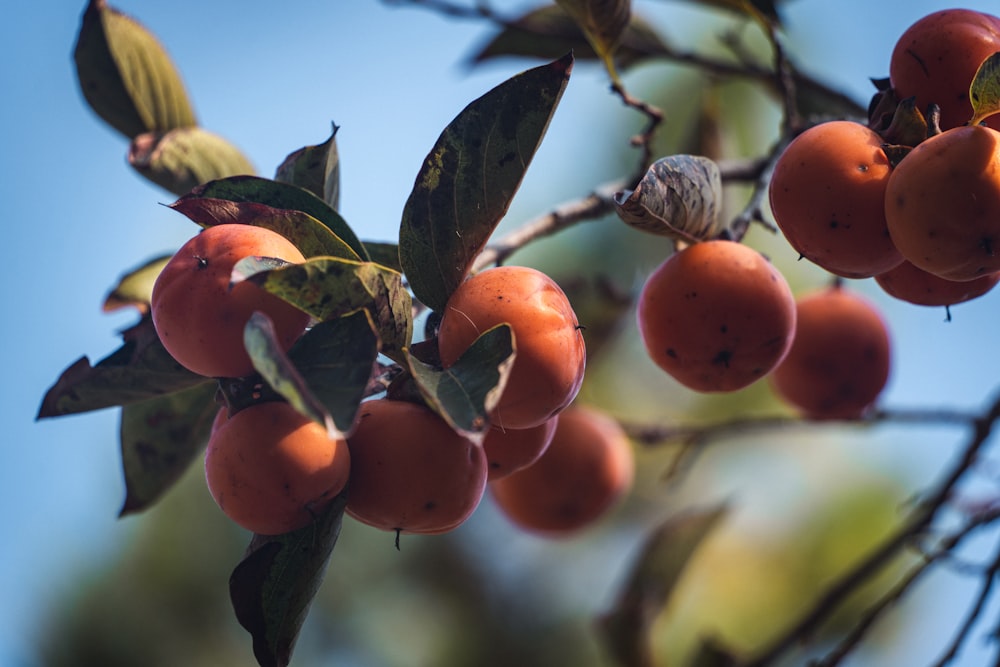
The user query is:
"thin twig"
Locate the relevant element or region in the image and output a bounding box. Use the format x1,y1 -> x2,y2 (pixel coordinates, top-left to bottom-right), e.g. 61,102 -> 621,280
812,507 -> 1000,667
743,392 -> 1000,667
929,536 -> 1000,667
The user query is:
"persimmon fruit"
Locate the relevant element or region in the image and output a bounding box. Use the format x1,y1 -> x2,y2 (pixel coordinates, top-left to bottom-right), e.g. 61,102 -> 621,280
489,404 -> 633,536
769,287 -> 891,420
889,8 -> 1000,131
345,398 -> 488,535
437,265 -> 586,429
636,240 -> 797,393
884,125 -> 1000,282
151,223 -> 311,378
483,417 -> 559,481
875,259 -> 1000,308
204,400 -> 351,535
768,120 -> 902,278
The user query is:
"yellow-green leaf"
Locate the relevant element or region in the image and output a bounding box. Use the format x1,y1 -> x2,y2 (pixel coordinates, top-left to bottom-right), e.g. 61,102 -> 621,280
969,51 -> 1000,127
555,0 -> 631,82
73,0 -> 197,139
129,127 -> 256,196
102,253 -> 172,314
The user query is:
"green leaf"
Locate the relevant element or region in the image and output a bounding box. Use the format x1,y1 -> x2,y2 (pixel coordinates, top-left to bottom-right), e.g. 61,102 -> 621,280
244,312 -> 338,438
288,312 -> 381,435
169,197 -> 359,261
555,0 -> 631,82
102,252 -> 172,314
128,127 -> 256,196
969,51 -> 1000,127
230,492 -> 346,667
598,503 -> 729,667
118,382 -> 219,516
178,176 -> 369,261
399,53 -> 573,312
73,0 -> 197,139
37,317 -> 212,419
470,6 -> 669,70
405,323 -> 514,445
274,123 -> 340,211
236,256 -> 412,364
361,241 -> 403,273
613,154 -> 724,243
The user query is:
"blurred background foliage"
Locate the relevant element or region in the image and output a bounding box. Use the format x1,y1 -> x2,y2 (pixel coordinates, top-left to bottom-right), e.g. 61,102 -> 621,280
32,2 -> 964,666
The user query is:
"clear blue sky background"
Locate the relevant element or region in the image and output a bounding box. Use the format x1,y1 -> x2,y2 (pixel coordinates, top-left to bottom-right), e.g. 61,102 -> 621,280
4,1 -> 1000,665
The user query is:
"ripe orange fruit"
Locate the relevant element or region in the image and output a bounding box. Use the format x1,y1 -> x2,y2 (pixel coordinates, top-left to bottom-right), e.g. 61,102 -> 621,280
151,223 -> 310,378
889,9 -> 1000,131
204,400 -> 351,535
489,405 -> 633,535
345,398 -> 488,535
884,125 -> 1000,282
437,265 -> 586,429
875,259 -> 1000,308
768,120 -> 902,278
769,287 -> 891,420
636,240 -> 797,392
483,417 -> 558,481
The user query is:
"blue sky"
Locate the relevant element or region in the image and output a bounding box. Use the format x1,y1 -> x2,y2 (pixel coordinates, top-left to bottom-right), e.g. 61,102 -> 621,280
4,1 -> 1000,665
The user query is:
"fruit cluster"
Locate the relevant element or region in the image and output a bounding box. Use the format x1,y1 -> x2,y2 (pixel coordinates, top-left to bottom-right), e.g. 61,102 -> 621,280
634,8 -> 1000,418
150,223 -> 632,537
768,9 -> 1000,304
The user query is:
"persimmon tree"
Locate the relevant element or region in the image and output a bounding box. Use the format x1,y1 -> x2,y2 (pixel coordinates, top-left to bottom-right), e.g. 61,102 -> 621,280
37,1 -> 1000,666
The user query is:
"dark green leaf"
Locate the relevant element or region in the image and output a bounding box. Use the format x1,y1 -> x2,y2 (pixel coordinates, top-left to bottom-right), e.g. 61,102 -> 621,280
471,6 -> 669,69
73,0 -> 197,139
170,197 -> 359,261
613,154 -> 724,242
399,53 -> 573,312
37,317 -> 212,419
128,127 -> 255,196
598,503 -> 729,667
405,324 -> 514,445
118,382 -> 219,516
178,176 -> 369,261
288,312 -> 381,435
236,257 -> 412,364
274,123 -> 340,211
230,492 -> 346,667
244,312 -> 338,438
361,241 -> 403,273
102,252 -> 172,314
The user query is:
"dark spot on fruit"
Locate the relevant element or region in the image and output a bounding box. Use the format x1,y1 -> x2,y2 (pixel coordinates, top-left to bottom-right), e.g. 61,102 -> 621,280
712,350 -> 733,368
424,501 -> 437,511
981,237 -> 994,256
720,324 -> 728,334
857,164 -> 869,173
666,348 -> 678,359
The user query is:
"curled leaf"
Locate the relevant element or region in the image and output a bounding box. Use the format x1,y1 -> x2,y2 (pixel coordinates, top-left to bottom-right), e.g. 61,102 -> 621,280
234,256 -> 412,365
73,0 -> 196,138
102,252 -> 172,314
969,51 -> 1000,127
129,127 -> 256,196
614,154 -> 724,243
405,324 -> 515,446
244,312 -> 339,440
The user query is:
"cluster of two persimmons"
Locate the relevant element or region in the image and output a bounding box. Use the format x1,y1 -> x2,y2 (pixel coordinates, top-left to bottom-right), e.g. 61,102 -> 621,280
150,223 -> 632,539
